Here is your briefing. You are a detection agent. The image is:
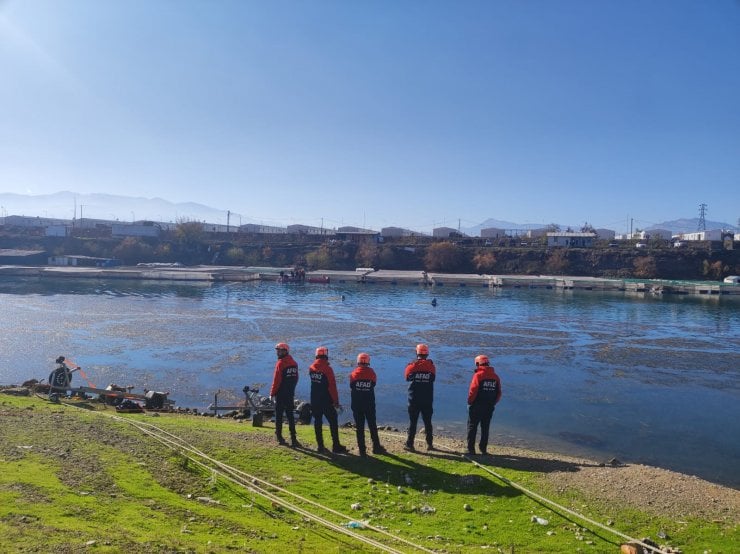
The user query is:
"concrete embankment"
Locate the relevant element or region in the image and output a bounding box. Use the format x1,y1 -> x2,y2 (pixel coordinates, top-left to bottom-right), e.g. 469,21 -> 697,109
0,265 -> 738,295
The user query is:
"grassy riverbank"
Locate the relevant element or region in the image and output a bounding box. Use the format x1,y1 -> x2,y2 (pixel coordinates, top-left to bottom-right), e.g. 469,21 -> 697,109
1,393 -> 737,553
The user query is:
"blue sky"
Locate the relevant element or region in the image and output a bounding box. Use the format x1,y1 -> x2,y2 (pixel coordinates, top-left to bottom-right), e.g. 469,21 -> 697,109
1,0 -> 738,233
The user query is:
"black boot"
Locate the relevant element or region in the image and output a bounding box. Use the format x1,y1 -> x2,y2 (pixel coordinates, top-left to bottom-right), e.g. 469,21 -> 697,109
372,443 -> 387,455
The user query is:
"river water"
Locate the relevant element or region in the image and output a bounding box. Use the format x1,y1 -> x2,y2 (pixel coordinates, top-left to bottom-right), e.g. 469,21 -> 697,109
1,277 -> 738,487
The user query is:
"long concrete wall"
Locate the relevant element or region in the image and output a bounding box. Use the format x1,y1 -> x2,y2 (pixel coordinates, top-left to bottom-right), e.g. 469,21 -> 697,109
0,265 -> 738,295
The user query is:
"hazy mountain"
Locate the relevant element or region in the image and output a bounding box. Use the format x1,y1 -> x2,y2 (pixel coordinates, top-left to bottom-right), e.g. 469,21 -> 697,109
645,218 -> 736,234
0,191 -> 230,224
462,218 -> 551,236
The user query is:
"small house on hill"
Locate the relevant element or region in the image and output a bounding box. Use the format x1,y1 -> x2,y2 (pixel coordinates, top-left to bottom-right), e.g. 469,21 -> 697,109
547,232 -> 596,248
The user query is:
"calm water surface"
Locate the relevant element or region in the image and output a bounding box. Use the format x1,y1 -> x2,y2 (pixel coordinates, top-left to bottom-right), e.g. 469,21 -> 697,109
1,277 -> 738,487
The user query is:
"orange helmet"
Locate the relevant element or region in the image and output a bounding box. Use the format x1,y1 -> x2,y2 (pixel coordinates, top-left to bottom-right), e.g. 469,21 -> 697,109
357,352 -> 370,365
475,354 -> 490,366
275,342 -> 290,352
315,346 -> 329,357
416,343 -> 429,356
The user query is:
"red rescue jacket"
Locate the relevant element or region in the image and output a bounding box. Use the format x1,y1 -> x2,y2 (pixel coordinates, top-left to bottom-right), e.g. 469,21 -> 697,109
309,358 -> 339,406
270,354 -> 299,398
350,365 -> 377,410
467,365 -> 501,406
405,357 -> 436,405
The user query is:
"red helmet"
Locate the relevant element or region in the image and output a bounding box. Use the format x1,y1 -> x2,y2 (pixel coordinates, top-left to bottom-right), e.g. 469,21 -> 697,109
475,354 -> 490,366
416,343 -> 429,356
357,352 -> 370,365
275,342 -> 290,352
315,346 -> 329,357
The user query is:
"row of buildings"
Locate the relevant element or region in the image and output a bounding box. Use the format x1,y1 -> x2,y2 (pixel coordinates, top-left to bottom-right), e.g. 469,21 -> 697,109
2,215 -> 737,247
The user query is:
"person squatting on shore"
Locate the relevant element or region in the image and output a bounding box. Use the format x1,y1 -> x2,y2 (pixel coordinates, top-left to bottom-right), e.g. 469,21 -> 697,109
308,347 -> 347,454
349,352 -> 387,457
404,343 -> 436,451
47,356 -> 82,400
466,354 -> 502,455
270,342 -> 300,447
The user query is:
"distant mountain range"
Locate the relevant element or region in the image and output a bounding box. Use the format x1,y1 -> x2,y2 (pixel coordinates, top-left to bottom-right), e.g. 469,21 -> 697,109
1,191 -> 736,234
0,191 -> 229,224
462,217 -> 736,236
643,218 -> 737,235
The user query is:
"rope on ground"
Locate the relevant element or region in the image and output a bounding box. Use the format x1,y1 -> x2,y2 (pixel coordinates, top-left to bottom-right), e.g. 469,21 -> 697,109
57,401 -> 433,553
383,430 -> 670,554
122,417 -> 436,554
122,418 -> 408,554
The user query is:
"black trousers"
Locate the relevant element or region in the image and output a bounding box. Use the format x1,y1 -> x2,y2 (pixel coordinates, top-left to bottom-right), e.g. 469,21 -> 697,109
353,405 -> 380,453
275,395 -> 296,439
312,403 -> 340,448
467,403 -> 495,452
407,402 -> 433,446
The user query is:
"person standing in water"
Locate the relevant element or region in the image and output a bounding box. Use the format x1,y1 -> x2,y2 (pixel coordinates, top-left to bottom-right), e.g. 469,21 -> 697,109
466,354 -> 502,456
270,342 -> 300,447
404,343 -> 436,451
349,352 -> 386,457
308,346 -> 347,454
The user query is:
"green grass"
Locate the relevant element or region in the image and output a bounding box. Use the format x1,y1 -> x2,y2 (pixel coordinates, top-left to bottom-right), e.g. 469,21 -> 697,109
0,394 -> 736,553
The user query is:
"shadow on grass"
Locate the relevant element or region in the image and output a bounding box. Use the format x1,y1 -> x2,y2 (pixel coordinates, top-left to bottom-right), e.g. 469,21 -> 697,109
295,445 -> 520,498
395,446 -> 596,474
484,453 -> 599,473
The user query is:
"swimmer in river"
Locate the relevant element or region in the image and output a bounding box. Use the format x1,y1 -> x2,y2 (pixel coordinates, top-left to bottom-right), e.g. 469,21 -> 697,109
431,298 -> 437,307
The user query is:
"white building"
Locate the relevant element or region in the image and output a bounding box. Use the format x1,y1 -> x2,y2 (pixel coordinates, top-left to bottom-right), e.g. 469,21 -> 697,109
286,224 -> 331,235
4,215 -> 68,227
645,228 -> 673,240
112,223 -> 160,238
677,230 -> 723,241
240,223 -> 287,234
546,232 -> 597,248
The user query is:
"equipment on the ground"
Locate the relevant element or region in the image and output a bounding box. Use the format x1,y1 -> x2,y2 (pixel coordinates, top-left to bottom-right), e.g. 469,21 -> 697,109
207,386 -> 311,426
243,386 -> 275,426
41,356 -> 174,411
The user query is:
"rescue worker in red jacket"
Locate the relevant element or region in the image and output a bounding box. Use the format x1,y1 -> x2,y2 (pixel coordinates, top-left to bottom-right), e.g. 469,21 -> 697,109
270,342 -> 300,447
466,354 -> 502,455
308,346 -> 347,454
404,343 -> 436,451
349,353 -> 387,457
